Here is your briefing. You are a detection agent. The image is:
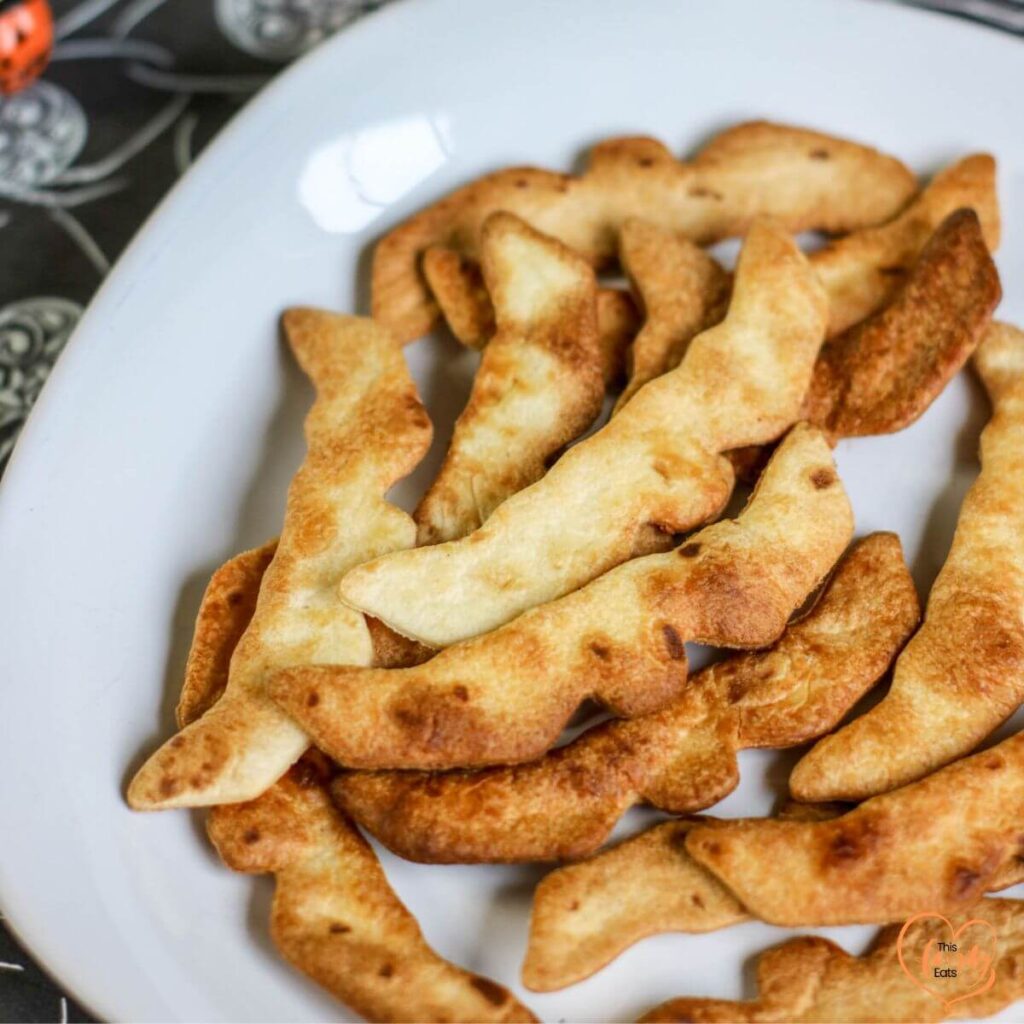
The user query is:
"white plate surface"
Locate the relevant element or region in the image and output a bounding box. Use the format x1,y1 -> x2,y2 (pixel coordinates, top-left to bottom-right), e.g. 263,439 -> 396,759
1,0 -> 1023,1020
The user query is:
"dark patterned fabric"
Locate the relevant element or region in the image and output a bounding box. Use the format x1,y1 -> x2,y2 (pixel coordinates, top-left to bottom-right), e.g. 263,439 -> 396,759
0,0 -> 1018,1021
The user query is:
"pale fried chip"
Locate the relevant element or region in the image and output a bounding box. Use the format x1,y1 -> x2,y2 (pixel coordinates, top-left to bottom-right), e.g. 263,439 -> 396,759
127,311 -> 432,809
207,759 -> 536,1024
640,899 -> 1024,1023
802,208 -> 1001,441
176,540 -> 278,728
688,730 -> 1024,927
333,533 -> 916,863
343,219 -> 828,648
414,213 -> 604,545
523,819 -> 747,993
374,121 -> 914,343
812,153 -> 999,338
791,322 -> 1024,802
273,424 -> 851,771
616,218 -> 731,410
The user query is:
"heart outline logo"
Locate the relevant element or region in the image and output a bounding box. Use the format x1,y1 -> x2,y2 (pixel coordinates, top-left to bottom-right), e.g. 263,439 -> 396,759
896,912 -> 998,1010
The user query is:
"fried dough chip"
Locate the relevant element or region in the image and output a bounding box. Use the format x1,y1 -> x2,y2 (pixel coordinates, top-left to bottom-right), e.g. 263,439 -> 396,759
616,219 -> 731,410
423,243 -> 639,382
273,424 -> 851,770
374,121 -> 913,343
802,208 -> 1001,441
791,322 -> 1024,802
813,153 -> 999,338
525,797 -> 1024,993
333,533 -> 916,862
415,213 -> 604,545
343,219 -> 829,648
611,157 -> 996,418
175,540 -> 278,728
688,729 -> 1024,927
523,819 -> 746,993
127,311 -> 432,809
640,899 -> 1024,1024
207,758 -> 535,1024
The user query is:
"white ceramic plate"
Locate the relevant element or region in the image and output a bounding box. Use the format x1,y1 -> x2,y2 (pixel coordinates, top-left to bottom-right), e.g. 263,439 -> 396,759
2,0 -> 1024,1020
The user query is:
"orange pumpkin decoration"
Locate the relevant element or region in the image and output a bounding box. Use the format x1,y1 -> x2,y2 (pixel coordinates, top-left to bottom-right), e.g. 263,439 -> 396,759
0,0 -> 53,96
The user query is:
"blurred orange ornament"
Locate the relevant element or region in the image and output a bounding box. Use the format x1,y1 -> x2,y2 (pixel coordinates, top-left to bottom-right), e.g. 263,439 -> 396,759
0,0 -> 53,95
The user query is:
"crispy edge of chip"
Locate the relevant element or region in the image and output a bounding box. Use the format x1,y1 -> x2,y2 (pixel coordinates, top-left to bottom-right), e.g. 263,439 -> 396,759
639,898 -> 1024,1023
812,153 -> 999,338
791,322 -> 1024,802
688,730 -> 1024,927
273,423 -> 851,771
341,219 -> 828,649
127,311 -> 432,809
207,760 -> 536,1024
176,540 -> 278,728
615,218 -> 731,411
373,121 -> 914,343
332,533 -> 915,864
803,208 -> 1001,440
414,213 -> 604,545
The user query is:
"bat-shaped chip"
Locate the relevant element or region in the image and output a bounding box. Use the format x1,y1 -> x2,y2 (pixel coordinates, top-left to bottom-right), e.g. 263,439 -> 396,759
207,758 -> 536,1024
333,532 -> 917,861
127,310 -> 433,809
342,218 -> 829,648
639,899 -> 1024,1024
374,120 -> 914,343
415,213 -> 604,545
524,800 -> 1024,993
172,532 -> 530,1022
688,728 -> 1024,927
272,423 -> 852,770
791,322 -> 1024,802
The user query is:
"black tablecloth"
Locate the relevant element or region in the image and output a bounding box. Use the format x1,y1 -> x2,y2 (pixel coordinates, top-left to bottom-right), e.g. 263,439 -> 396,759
0,0 -> 1020,1020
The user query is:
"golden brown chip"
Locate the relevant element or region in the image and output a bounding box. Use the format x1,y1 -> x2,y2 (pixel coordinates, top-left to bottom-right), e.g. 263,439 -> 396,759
423,247 -> 495,348
791,322 -> 1024,802
523,819 -> 747,993
526,795 -> 1023,993
415,213 -> 604,545
176,540 -> 278,728
688,730 -> 1024,927
274,424 -> 851,771
640,899 -> 1024,1023
616,218 -> 731,410
374,121 -> 914,343
207,761 -> 536,1024
812,153 -> 999,338
802,208 -> 1001,441
595,287 -> 641,388
127,311 -> 432,809
333,533 -> 916,863
343,219 -> 828,648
